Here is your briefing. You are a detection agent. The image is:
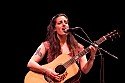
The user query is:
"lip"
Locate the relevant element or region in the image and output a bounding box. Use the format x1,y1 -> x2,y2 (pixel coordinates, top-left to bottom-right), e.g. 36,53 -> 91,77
62,27 -> 69,30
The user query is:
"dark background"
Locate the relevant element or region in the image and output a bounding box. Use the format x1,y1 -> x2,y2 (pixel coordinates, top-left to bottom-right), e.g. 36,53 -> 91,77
3,0 -> 124,83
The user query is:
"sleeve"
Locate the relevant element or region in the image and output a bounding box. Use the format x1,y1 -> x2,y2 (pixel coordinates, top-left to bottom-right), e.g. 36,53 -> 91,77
42,41 -> 50,51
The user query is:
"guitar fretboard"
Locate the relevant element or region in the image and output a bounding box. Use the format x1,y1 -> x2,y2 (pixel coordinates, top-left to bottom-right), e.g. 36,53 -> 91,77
63,36 -> 107,68
62,29 -> 119,69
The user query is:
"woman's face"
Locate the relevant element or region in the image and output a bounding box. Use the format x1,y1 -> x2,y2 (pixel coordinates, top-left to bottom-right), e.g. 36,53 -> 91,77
55,16 -> 69,35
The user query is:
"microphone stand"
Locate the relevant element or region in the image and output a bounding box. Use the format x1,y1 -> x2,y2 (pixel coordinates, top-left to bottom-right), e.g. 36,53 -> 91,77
72,29 -> 118,83
72,31 -> 118,59
98,49 -> 105,83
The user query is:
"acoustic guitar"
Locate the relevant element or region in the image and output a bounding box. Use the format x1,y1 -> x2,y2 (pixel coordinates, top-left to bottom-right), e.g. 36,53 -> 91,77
24,29 -> 120,83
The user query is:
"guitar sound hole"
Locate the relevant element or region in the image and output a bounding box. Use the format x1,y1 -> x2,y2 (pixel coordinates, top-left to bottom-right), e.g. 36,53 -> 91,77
55,65 -> 66,74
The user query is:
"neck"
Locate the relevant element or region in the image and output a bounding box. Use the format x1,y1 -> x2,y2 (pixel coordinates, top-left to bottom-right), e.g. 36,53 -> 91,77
57,34 -> 67,44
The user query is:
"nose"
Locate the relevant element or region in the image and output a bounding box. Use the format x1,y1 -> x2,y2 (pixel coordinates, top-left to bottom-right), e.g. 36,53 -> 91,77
62,22 -> 66,26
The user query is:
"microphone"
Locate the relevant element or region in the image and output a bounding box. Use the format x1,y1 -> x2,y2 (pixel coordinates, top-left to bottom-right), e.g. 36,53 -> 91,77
64,27 -> 81,33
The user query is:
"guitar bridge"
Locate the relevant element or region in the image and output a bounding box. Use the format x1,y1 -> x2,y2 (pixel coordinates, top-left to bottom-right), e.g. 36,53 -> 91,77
44,71 -> 68,82
59,71 -> 68,81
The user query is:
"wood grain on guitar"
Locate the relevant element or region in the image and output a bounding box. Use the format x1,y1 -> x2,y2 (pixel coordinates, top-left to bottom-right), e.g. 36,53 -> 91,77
24,53 -> 79,83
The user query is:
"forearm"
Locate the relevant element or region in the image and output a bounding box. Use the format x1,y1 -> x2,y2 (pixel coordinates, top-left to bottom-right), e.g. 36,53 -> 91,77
81,56 -> 95,74
27,61 -> 47,74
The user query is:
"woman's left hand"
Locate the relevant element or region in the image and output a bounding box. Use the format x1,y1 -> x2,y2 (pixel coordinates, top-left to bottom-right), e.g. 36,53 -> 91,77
89,45 -> 98,58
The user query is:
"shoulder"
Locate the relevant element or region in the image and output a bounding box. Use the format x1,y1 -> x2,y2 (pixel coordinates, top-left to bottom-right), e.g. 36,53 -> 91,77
78,43 -> 84,49
77,43 -> 84,52
42,41 -> 50,45
41,41 -> 50,50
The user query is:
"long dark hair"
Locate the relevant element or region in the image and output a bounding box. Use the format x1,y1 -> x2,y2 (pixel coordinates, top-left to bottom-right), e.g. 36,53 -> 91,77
45,13 -> 79,63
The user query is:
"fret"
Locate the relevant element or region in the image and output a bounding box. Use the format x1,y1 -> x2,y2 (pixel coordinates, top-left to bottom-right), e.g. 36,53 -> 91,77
63,29 -> 119,70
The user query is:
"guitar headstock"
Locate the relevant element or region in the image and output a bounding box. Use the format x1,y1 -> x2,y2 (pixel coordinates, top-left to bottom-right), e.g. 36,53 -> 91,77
105,29 -> 120,41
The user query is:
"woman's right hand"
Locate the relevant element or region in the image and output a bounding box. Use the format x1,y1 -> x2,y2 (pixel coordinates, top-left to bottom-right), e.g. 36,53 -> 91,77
45,68 -> 61,82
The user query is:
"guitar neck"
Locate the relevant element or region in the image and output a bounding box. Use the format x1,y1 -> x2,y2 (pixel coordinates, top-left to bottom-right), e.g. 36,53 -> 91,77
63,36 -> 107,68
63,29 -> 119,69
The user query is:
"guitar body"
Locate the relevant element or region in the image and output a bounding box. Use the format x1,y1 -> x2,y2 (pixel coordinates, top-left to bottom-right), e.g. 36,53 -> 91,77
24,53 -> 79,83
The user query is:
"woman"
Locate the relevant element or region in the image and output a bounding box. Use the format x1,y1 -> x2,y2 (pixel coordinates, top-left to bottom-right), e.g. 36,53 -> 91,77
26,13 -> 97,83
